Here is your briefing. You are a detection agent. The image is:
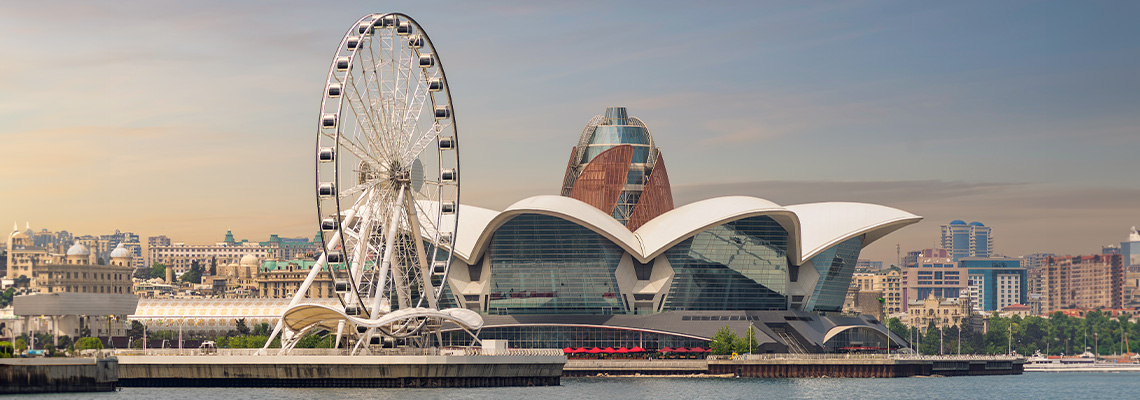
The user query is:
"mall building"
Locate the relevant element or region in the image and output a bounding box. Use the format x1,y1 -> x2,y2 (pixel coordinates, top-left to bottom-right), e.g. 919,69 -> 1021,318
436,107 -> 921,353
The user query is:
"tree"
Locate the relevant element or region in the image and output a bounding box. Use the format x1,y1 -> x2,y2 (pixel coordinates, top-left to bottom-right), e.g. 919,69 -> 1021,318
127,321 -> 145,340
710,326 -> 738,355
253,323 -> 270,336
14,275 -> 30,288
235,318 -> 251,336
0,287 -> 16,308
734,325 -> 759,354
0,341 -> 13,358
76,337 -> 104,351
210,257 -> 217,276
56,335 -> 73,353
181,269 -> 202,284
150,263 -> 167,280
14,338 -> 27,353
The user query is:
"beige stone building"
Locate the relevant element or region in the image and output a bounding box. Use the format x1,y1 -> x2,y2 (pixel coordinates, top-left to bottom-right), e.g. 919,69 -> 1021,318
903,293 -> 972,331
6,224 -> 53,281
33,243 -> 133,295
851,268 -> 903,314
257,260 -> 335,299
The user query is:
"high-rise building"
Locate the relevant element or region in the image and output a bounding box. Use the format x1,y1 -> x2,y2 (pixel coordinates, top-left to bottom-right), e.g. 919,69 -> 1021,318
961,257 -> 1026,312
560,107 -> 672,230
900,253 -> 965,311
1122,226 -> 1140,267
1044,254 -> 1124,313
940,220 -> 993,262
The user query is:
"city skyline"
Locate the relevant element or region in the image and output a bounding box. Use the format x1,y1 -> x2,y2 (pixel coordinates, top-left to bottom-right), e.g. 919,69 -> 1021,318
2,1 -> 1138,263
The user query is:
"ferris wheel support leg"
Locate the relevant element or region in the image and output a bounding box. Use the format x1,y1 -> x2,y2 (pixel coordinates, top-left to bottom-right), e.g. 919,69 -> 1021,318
345,193 -> 377,308
403,190 -> 439,310
260,210 -> 356,355
358,188 -> 406,350
334,320 -> 345,350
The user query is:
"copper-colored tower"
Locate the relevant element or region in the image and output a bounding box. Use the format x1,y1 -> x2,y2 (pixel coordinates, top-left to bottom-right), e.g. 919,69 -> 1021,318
561,107 -> 673,230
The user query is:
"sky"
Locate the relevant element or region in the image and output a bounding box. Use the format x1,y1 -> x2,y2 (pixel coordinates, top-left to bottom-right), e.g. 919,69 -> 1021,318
1,0 -> 1137,264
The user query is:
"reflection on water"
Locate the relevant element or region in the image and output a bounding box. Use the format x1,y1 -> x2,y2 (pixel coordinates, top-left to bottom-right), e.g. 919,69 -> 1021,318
18,372 -> 1140,400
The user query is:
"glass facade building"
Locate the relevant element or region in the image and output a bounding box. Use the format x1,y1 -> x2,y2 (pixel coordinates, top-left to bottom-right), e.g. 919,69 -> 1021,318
663,216 -> 789,311
804,235 -> 865,312
487,215 -> 625,315
940,220 -> 993,262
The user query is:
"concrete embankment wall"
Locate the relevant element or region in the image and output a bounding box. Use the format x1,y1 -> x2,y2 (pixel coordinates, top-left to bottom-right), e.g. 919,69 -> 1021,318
0,358 -> 118,394
565,357 -> 1024,378
708,357 -> 1023,378
118,355 -> 565,388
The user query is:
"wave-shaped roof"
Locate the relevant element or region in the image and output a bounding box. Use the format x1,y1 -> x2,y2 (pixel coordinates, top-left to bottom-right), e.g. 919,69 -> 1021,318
449,195 -> 921,266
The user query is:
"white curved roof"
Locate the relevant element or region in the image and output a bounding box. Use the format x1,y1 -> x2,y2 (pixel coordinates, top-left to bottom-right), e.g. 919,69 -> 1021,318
464,195 -> 643,263
109,243 -> 132,258
452,196 -> 920,266
786,202 -> 922,262
66,243 -> 90,256
635,196 -> 800,263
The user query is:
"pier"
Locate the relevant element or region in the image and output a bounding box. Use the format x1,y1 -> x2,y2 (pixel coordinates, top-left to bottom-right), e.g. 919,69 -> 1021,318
116,348 -> 566,388
564,355 -> 1024,378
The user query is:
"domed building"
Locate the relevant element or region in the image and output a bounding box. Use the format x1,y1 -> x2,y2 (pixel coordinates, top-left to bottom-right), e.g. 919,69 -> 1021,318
6,222 -> 50,281
429,107 -> 923,352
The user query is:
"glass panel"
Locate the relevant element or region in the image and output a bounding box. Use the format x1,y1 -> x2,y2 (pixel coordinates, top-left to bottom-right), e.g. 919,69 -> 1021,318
487,214 -> 625,315
662,216 -> 789,311
589,126 -> 650,145
804,235 -> 865,312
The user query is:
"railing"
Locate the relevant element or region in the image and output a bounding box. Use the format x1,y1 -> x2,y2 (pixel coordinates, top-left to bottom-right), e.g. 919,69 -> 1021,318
706,353 -> 1023,361
109,347 -> 564,357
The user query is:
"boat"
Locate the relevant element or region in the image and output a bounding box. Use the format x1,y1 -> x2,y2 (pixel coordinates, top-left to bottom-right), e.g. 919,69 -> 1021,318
1025,350 -> 1140,372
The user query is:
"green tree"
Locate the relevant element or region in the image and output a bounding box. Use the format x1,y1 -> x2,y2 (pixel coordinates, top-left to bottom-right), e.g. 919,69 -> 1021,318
0,341 -> 13,358
76,337 -> 104,351
127,321 -> 145,340
252,323 -> 270,336
734,325 -> 759,354
235,318 -> 251,335
0,287 -> 16,308
14,275 -> 30,288
14,337 -> 27,353
710,326 -> 738,355
150,263 -> 167,279
56,335 -> 73,353
181,269 -> 202,284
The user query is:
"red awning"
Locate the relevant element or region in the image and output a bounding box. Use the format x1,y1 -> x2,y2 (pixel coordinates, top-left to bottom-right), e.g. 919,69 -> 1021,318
691,347 -> 709,353
629,346 -> 646,353
562,347 -> 574,354
586,347 -> 603,354
615,347 -> 629,353
672,347 -> 690,353
660,347 -> 674,352
574,347 -> 588,353
602,347 -> 616,353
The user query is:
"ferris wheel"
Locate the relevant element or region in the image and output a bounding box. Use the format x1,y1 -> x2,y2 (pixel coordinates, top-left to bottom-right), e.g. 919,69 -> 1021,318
268,13 -> 482,354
